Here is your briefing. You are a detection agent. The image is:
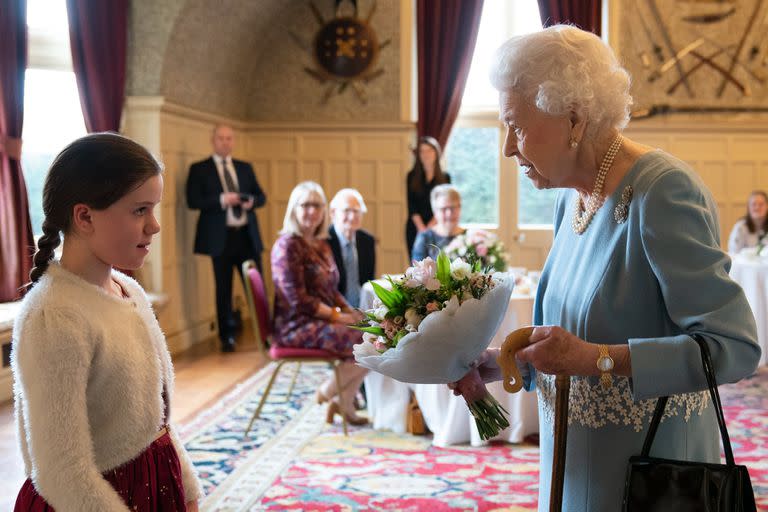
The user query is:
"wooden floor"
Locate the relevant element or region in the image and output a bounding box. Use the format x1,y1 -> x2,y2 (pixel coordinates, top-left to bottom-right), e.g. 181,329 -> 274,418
0,333 -> 268,509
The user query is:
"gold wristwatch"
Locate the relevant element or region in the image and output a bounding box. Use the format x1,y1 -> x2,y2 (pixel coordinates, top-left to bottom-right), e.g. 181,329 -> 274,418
597,344 -> 614,389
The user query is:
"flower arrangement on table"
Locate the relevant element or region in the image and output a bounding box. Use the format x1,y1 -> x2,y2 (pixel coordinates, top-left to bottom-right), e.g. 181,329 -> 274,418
351,252 -> 515,439
444,229 -> 510,273
739,233 -> 768,258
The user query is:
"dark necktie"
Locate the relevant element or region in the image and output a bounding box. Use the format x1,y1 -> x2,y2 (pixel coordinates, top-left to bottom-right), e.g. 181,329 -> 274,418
343,240 -> 360,307
222,160 -> 242,219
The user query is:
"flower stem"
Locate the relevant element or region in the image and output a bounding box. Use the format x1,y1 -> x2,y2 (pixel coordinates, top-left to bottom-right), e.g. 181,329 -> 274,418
464,392 -> 510,440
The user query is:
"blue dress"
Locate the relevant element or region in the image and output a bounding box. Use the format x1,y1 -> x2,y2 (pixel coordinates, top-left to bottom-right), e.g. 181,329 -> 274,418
411,228 -> 464,262
528,151 -> 761,511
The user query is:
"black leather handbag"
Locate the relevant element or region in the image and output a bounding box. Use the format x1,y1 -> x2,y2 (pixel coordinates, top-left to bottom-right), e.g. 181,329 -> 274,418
623,335 -> 757,511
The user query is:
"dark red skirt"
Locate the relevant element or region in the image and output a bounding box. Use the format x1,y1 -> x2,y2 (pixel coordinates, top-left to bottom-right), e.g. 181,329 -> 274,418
14,431 -> 187,511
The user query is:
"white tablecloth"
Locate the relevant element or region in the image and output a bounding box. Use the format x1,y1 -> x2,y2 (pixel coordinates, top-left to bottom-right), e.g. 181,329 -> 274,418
730,256 -> 768,366
360,281 -> 539,446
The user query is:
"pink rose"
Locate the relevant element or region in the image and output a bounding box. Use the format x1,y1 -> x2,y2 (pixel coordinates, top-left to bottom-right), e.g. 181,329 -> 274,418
476,244 -> 488,257
405,257 -> 441,290
425,301 -> 440,313
374,338 -> 389,352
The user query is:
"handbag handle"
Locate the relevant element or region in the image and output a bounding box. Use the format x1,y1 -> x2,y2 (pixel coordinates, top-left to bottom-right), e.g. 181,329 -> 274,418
639,334 -> 735,466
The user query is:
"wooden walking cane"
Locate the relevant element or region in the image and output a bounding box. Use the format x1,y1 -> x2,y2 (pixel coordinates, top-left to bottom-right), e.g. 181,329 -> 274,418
499,328 -> 570,512
549,374 -> 570,512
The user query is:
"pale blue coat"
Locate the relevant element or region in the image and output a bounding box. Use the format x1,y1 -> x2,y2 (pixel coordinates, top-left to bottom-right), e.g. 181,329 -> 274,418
528,150 -> 761,511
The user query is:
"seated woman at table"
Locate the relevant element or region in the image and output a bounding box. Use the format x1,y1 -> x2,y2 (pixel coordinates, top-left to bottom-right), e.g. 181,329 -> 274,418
728,190 -> 768,254
411,184 -> 465,261
271,181 -> 368,425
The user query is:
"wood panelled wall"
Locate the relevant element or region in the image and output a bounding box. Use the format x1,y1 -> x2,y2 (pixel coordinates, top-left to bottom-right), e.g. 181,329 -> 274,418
624,117 -> 768,247
244,125 -> 414,276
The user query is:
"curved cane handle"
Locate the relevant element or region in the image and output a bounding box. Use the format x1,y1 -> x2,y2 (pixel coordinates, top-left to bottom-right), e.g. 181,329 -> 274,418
497,326 -> 535,393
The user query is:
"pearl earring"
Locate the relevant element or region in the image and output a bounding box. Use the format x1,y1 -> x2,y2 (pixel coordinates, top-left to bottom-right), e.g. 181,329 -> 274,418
570,140 -> 578,149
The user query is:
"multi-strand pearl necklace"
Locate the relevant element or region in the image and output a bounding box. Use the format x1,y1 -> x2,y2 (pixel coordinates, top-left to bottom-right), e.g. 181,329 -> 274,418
571,133 -> 623,235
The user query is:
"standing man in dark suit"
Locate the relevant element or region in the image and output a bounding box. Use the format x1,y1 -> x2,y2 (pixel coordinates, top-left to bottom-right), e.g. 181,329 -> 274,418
327,188 -> 375,308
186,124 -> 267,352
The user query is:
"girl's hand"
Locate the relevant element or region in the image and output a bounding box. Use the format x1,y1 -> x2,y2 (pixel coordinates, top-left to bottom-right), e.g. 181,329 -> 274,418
186,500 -> 199,512
447,366 -> 488,402
515,326 -> 594,376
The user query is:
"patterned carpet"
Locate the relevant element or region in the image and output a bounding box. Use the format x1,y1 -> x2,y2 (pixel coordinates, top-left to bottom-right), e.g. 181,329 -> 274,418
181,364 -> 768,511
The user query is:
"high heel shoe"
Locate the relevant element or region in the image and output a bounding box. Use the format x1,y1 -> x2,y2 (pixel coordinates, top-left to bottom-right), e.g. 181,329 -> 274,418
325,401 -> 341,423
316,388 -> 333,405
325,401 -> 369,426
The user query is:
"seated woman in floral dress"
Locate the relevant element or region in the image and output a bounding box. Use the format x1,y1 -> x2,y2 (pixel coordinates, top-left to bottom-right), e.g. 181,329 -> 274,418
271,181 -> 367,425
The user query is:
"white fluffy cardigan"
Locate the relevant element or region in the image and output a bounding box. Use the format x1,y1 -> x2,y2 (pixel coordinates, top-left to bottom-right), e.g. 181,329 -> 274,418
11,263 -> 203,510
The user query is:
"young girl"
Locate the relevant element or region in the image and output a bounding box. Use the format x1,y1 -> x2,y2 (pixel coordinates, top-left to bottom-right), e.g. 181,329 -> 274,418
12,133 -> 202,511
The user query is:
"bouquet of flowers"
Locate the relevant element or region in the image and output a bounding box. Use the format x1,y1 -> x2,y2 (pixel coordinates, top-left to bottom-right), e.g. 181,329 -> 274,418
352,252 -> 515,439
444,229 -> 510,272
739,233 -> 768,258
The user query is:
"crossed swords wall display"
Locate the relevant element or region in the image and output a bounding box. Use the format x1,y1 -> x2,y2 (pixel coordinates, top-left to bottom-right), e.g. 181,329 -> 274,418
626,0 -> 768,118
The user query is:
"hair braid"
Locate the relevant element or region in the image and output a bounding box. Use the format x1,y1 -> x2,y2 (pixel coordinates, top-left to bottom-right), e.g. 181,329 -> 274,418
29,219 -> 61,283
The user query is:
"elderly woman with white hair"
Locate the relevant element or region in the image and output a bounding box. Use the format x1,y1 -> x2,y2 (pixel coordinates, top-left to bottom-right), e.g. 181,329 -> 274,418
453,25 -> 760,510
271,181 -> 368,426
411,184 -> 465,261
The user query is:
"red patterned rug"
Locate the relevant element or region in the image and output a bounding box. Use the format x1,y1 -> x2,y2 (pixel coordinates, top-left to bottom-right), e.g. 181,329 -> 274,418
190,365 -> 767,511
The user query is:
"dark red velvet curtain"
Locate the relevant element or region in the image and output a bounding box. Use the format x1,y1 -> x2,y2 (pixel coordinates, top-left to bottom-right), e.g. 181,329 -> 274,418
417,0 -> 484,149
0,0 -> 34,301
66,0 -> 128,132
537,0 -> 602,35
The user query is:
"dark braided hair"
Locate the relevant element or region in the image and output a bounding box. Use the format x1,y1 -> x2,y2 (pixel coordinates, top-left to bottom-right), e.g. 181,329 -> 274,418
29,133 -> 162,284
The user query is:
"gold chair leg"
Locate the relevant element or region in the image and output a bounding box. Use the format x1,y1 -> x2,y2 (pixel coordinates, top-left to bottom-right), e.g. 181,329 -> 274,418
244,361 -> 286,438
331,362 -> 348,436
286,362 -> 302,401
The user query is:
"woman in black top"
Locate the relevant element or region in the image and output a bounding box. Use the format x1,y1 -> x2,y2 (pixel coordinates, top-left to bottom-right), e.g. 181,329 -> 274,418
405,136 -> 451,259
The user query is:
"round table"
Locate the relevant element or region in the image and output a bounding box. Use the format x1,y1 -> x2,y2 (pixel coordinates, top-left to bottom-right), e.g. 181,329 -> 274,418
729,255 -> 768,366
360,280 -> 540,446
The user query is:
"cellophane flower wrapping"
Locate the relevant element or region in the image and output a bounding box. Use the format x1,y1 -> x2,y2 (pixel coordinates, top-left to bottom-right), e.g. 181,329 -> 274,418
352,252 -> 515,439
444,229 -> 510,273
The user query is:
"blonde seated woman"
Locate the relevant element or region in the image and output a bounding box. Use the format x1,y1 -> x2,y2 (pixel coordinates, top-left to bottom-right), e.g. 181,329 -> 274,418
410,184 -> 465,261
270,181 -> 368,425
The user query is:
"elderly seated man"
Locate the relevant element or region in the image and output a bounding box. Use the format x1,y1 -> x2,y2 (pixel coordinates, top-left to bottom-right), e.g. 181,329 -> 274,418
327,188 -> 376,308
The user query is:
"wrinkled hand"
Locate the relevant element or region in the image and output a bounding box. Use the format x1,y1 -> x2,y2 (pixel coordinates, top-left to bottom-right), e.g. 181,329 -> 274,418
448,348 -> 502,396
516,325 -> 591,376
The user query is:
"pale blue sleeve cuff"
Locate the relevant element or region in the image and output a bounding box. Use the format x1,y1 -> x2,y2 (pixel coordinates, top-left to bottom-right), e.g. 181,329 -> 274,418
628,334 -> 705,400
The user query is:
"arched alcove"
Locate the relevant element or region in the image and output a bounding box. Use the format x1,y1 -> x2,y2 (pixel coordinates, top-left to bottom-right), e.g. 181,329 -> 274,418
128,0 -> 401,121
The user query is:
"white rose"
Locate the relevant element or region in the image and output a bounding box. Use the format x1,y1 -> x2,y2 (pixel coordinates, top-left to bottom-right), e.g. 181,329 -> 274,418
450,259 -> 472,280
458,246 -> 467,256
404,307 -> 424,329
362,332 -> 378,344
373,305 -> 389,321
